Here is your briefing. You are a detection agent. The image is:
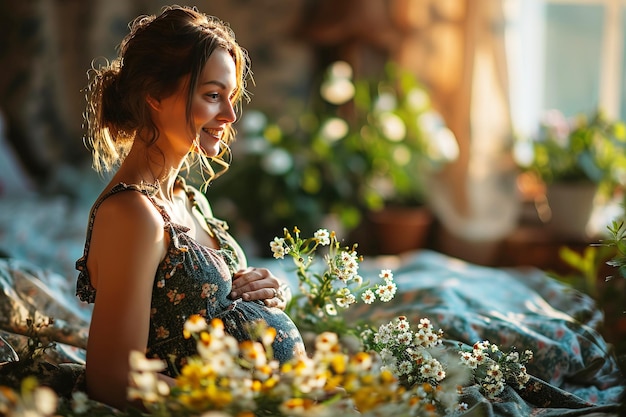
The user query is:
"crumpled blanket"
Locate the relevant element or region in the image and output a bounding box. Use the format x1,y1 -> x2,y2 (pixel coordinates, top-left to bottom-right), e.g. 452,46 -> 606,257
263,250 -> 626,416
0,258 -> 89,364
0,251 -> 624,416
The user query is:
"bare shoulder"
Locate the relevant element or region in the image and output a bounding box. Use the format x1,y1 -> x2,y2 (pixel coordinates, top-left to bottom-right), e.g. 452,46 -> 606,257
87,189 -> 167,286
95,189 -> 164,232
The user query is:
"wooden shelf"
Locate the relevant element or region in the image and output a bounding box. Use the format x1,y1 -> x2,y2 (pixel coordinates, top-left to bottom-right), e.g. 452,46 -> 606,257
496,225 -> 593,274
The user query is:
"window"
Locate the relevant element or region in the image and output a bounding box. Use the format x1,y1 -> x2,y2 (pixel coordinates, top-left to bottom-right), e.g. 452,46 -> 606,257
505,0 -> 626,135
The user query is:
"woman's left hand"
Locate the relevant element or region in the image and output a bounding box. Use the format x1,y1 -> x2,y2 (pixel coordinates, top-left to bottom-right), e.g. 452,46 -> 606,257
230,267 -> 286,310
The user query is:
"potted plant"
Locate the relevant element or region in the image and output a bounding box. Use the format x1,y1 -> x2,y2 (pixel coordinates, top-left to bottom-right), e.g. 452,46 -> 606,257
514,109 -> 626,238
306,61 -> 458,254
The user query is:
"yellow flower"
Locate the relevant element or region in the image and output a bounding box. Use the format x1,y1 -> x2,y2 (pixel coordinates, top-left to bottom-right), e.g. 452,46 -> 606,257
260,375 -> 279,391
177,388 -> 212,411
279,397 -> 316,415
351,386 -> 390,412
421,382 -> 434,393
176,359 -> 215,389
329,353 -> 347,374
381,369 -> 396,384
342,373 -> 360,392
205,383 -> 233,409
325,374 -> 344,391
360,373 -> 375,385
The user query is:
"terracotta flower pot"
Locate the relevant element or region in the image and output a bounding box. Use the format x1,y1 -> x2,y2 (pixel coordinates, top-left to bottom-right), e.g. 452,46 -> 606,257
368,206 -> 433,255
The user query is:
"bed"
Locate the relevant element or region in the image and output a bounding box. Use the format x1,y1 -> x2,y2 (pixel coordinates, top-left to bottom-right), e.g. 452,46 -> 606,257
0,189 -> 624,416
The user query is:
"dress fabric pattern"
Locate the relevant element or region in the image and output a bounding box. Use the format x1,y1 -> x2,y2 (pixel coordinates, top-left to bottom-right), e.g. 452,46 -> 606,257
75,182 -> 304,376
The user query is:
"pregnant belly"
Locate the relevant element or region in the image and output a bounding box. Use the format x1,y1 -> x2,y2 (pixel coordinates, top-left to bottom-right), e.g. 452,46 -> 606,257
218,299 -> 305,363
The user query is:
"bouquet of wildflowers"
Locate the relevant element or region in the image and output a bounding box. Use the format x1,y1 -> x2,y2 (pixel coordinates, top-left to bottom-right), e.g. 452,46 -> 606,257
458,340 -> 533,399
361,315 -> 533,408
270,227 -> 397,334
126,316 -> 466,417
360,316 -> 447,389
0,314 -> 535,417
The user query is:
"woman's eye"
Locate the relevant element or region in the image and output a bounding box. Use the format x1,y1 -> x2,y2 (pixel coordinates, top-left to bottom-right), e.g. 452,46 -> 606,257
206,93 -> 220,101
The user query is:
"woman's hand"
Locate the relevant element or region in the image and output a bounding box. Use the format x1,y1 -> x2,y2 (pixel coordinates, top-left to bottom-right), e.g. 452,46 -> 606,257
230,267 -> 286,310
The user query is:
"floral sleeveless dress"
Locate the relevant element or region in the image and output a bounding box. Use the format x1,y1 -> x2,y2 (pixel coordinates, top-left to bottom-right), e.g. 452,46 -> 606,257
75,181 -> 304,375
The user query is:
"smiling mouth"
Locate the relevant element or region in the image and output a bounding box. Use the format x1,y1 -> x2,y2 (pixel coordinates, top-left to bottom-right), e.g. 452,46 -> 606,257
202,127 -> 222,138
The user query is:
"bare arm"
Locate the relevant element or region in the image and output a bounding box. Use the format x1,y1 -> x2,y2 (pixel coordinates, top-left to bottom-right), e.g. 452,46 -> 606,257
85,191 -> 170,409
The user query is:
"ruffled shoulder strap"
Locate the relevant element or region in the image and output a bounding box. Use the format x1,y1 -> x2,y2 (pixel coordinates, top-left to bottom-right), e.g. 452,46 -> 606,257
175,177 -> 246,273
75,182 -> 169,303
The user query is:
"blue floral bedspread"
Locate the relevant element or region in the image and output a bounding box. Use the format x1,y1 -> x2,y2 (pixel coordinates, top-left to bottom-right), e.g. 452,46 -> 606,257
261,250 -> 626,416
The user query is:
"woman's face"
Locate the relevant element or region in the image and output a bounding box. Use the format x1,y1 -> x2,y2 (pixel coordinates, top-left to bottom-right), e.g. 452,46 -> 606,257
152,48 -> 238,158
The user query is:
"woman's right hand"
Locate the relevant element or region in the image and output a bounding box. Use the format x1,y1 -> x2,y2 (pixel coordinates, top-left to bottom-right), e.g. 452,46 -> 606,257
230,267 -> 287,309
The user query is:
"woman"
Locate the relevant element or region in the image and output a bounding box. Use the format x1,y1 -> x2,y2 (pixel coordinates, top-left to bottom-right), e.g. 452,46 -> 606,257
75,5 -> 305,409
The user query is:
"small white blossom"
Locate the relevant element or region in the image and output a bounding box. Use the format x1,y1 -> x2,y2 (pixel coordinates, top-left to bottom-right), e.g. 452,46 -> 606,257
270,237 -> 289,259
418,318 -> 431,330
314,229 -> 331,245
207,351 -> 236,373
183,314 -> 208,335
395,318 -> 411,332
459,351 -> 478,369
336,293 -> 356,308
324,303 -> 337,316
360,328 -> 374,339
483,380 -> 505,398
379,348 -> 395,364
129,351 -> 166,373
486,364 -> 503,380
375,283 -> 396,302
397,360 -> 413,375
379,269 -> 394,281
315,332 -> 339,352
473,341 -> 490,352
397,332 -> 413,345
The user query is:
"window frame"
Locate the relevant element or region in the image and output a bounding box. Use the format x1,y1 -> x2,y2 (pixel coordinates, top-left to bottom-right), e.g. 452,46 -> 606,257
506,0 -> 625,135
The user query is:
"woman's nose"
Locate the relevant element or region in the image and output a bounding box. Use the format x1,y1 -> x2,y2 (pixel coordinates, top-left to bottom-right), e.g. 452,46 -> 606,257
220,100 -> 237,124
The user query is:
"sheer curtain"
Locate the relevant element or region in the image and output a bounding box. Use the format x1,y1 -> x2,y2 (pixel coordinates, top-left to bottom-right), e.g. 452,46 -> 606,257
392,0 -> 520,255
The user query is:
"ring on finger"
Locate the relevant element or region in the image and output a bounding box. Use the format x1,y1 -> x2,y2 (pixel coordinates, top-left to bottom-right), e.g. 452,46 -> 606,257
272,287 -> 286,301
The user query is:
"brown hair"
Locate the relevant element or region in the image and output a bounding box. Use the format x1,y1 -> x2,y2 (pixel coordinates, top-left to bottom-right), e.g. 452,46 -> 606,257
84,5 -> 251,182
